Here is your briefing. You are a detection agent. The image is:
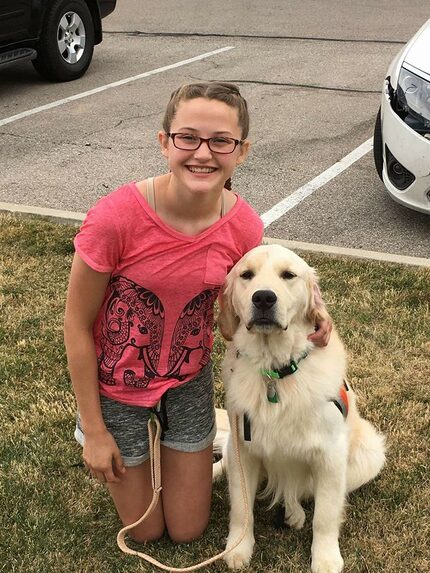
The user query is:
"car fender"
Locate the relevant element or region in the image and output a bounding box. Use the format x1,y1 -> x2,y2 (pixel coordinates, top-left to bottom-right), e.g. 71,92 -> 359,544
387,18 -> 430,88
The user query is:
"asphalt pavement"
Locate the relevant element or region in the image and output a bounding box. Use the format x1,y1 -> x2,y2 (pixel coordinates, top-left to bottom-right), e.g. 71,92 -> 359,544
0,1 -> 429,259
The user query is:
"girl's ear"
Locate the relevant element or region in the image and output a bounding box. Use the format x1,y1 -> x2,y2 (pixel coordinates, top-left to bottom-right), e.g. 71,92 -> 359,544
158,131 -> 169,158
235,139 -> 250,166
217,280 -> 239,341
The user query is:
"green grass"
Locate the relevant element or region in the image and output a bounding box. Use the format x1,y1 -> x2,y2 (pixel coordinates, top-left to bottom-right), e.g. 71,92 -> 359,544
0,213 -> 429,573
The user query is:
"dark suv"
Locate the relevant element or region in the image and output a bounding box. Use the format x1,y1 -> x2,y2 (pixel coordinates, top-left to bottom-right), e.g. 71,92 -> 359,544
0,0 -> 116,81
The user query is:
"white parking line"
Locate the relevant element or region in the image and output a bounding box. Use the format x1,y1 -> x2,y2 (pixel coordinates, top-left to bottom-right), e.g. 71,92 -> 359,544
0,46 -> 234,128
261,137 -> 373,227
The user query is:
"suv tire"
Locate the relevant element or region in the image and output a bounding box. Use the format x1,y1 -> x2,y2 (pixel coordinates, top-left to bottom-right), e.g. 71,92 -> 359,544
32,0 -> 95,82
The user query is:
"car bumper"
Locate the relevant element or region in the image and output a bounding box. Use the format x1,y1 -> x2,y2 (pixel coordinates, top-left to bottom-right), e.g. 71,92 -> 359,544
380,89 -> 430,214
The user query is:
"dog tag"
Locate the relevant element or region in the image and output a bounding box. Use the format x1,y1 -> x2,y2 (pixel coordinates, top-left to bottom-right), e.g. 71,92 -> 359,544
267,381 -> 279,403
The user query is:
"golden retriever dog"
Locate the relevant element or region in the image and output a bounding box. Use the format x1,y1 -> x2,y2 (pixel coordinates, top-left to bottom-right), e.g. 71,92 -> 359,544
214,244 -> 385,573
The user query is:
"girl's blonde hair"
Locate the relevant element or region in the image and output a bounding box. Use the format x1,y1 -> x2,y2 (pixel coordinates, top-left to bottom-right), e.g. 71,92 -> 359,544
162,82 -> 249,190
162,81 -> 250,139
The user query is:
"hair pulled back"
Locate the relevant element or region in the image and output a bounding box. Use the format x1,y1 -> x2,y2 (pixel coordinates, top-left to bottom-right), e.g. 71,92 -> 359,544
162,82 -> 249,190
162,81 -> 249,139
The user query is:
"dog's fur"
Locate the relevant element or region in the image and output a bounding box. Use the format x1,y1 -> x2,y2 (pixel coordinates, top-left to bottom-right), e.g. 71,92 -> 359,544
214,244 -> 385,573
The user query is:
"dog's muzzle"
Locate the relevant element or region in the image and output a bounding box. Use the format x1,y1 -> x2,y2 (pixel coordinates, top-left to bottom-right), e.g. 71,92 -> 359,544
248,289 -> 283,330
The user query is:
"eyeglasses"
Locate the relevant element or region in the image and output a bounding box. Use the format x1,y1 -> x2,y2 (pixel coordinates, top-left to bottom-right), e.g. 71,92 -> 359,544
167,133 -> 243,154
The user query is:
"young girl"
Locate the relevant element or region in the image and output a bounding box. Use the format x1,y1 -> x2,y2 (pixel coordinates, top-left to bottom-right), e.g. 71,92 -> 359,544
64,81 -> 331,545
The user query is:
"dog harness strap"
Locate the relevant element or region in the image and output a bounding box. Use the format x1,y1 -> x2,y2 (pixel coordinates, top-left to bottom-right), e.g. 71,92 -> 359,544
243,412 -> 251,441
331,381 -> 349,418
339,384 -> 349,416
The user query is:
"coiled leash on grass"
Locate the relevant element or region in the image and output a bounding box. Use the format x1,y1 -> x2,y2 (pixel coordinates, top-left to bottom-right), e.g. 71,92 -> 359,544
117,413 -> 249,572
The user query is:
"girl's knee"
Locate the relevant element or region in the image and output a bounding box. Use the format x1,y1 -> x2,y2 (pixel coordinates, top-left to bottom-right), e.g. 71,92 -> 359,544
128,518 -> 208,544
128,523 -> 166,543
167,518 -> 209,544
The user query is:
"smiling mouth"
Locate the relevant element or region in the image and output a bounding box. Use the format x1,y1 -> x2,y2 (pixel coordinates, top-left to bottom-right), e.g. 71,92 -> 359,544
187,166 -> 217,174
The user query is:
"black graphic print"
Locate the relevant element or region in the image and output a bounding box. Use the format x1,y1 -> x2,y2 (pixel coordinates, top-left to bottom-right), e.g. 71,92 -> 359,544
97,275 -> 218,388
98,276 -> 165,388
166,289 -> 218,380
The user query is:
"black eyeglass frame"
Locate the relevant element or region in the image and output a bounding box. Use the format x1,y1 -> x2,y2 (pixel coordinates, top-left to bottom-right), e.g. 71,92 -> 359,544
166,132 -> 244,154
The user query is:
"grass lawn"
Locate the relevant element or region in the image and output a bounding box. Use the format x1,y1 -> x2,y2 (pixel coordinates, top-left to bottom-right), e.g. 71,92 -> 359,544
0,213 -> 429,573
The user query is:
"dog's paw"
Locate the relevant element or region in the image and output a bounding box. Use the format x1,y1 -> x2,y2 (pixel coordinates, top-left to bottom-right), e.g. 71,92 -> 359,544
224,535 -> 254,570
224,549 -> 252,570
285,504 -> 306,530
311,544 -> 344,573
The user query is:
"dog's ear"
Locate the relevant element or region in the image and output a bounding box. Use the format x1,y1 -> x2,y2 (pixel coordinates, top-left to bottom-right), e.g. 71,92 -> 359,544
217,279 -> 240,341
305,270 -> 330,326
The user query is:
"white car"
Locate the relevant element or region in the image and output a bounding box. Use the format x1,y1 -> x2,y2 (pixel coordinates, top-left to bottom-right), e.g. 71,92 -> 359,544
373,19 -> 430,214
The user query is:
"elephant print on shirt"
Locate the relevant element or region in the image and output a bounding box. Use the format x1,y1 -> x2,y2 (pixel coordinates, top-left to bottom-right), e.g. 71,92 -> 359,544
97,275 -> 218,388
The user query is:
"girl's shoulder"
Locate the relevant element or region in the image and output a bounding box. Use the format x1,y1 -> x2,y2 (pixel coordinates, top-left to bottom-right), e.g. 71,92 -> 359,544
81,182 -> 143,236
231,193 -> 263,227
226,194 -> 264,250
75,182 -> 144,273
89,181 -> 141,220
104,181 -> 137,205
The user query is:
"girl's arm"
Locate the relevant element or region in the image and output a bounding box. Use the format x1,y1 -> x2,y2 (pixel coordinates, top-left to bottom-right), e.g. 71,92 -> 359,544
64,254 -> 125,482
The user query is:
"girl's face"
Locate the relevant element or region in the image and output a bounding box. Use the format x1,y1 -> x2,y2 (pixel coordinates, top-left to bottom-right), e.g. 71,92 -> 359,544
159,97 -> 250,196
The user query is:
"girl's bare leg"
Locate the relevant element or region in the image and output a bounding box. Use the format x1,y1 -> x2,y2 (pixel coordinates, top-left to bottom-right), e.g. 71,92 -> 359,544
107,444 -> 213,543
161,444 -> 213,543
107,460 -> 165,542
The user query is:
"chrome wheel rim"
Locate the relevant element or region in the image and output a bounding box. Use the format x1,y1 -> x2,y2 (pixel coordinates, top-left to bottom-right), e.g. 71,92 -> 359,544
57,12 -> 86,64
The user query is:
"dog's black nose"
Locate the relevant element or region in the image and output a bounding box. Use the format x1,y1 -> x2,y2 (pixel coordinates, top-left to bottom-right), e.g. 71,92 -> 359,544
252,290 -> 277,310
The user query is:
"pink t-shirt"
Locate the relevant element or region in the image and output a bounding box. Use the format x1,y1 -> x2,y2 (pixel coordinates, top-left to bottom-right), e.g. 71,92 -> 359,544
74,182 -> 263,407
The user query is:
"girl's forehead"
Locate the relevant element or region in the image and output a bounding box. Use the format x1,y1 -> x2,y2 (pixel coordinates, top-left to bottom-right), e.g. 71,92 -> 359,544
171,97 -> 241,133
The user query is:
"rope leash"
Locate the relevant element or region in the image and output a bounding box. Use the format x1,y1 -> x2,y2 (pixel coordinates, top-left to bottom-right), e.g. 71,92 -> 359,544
116,413 -> 249,572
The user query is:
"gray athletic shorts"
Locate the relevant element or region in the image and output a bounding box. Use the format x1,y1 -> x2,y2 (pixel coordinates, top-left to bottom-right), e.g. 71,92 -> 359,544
74,362 -> 216,467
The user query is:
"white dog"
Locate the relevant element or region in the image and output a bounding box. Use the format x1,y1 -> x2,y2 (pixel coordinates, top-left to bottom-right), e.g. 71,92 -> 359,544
214,244 -> 385,573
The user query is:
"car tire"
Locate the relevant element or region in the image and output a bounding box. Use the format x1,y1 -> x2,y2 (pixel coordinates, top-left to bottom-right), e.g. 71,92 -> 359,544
32,0 -> 95,82
373,106 -> 384,181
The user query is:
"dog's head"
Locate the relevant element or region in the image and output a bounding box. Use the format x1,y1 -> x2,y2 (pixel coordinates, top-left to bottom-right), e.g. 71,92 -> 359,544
218,244 -> 329,341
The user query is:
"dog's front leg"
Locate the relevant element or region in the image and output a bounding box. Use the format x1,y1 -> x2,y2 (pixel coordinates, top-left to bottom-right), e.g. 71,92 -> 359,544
310,450 -> 347,573
224,435 -> 260,570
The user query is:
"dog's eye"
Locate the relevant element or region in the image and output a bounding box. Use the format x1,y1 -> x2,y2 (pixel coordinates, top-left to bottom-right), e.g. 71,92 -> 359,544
281,270 -> 296,280
240,270 -> 254,280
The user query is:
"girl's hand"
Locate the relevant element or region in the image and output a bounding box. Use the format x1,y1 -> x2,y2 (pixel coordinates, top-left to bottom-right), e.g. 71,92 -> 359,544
308,317 -> 333,347
83,429 -> 126,483
307,283 -> 332,347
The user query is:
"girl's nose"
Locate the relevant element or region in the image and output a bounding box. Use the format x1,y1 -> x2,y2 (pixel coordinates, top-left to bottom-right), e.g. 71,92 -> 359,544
193,140 -> 213,159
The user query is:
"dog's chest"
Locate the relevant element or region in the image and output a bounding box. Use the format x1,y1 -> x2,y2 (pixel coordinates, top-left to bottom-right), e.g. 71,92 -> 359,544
241,403 -> 325,460
225,364 -> 344,460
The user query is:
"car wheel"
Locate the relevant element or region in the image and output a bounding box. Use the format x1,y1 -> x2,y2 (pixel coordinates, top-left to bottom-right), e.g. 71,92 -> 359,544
373,106 -> 384,181
32,0 -> 95,82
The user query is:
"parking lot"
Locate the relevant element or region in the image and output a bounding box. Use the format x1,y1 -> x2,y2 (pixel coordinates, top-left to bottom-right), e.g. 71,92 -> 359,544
1,0 -> 429,258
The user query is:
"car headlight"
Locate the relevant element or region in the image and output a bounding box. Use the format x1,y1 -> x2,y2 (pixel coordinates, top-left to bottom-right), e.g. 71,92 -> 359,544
396,67 -> 430,135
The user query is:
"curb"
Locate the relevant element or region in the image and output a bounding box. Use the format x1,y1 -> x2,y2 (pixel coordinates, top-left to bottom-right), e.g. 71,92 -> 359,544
0,201 -> 86,225
1,200 -> 429,268
262,236 -> 430,268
